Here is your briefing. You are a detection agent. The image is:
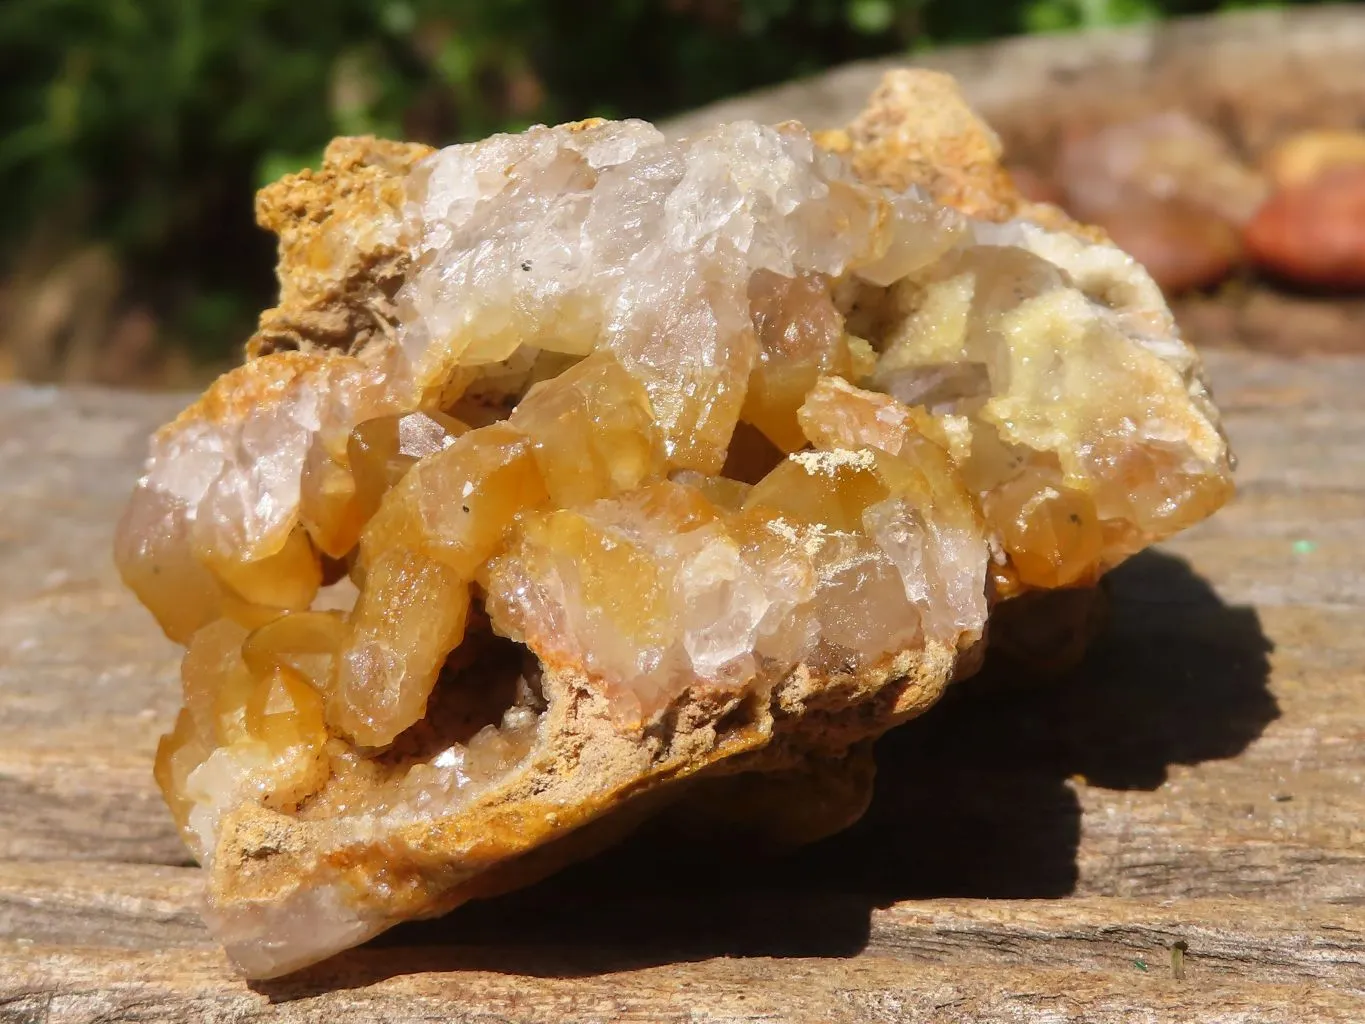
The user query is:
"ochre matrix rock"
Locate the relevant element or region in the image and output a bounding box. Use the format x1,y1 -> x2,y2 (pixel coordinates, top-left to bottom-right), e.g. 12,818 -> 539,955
115,70 -> 1233,978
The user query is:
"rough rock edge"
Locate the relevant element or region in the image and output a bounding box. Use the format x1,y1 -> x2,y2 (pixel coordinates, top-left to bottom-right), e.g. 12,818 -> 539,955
819,69 -> 1106,241
211,639 -> 961,977
247,136 -> 435,360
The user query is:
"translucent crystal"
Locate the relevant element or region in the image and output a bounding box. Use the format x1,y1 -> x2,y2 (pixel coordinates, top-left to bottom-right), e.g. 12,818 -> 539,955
347,411 -> 467,526
398,119 -> 891,470
359,422 -> 547,579
508,353 -> 666,507
333,547 -> 470,746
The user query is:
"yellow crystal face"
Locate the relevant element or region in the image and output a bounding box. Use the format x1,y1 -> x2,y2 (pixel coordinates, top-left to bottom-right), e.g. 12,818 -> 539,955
241,610 -> 348,696
360,422 -> 548,580
346,411 -> 468,532
332,547 -> 470,747
742,271 -> 855,453
509,353 -> 666,507
864,225 -> 1233,593
115,71 -> 1233,980
154,617 -> 332,858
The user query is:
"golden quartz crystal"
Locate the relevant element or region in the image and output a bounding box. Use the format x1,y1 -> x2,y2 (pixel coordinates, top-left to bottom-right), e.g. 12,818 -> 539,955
114,70 -> 1233,978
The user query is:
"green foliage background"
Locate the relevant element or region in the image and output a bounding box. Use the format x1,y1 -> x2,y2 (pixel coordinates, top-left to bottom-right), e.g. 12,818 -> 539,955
0,0 -> 1300,361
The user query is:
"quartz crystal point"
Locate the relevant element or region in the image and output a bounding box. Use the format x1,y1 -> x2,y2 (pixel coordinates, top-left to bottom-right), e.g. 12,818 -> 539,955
114,69 -> 1233,978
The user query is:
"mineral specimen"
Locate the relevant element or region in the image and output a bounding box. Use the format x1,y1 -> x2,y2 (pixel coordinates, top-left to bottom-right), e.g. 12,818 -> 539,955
115,70 -> 1233,978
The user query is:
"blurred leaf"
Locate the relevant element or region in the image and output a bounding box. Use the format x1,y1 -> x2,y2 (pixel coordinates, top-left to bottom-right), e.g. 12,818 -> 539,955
848,0 -> 896,33
381,1 -> 417,35
435,32 -> 477,89
1025,0 -> 1159,30
180,289 -> 250,341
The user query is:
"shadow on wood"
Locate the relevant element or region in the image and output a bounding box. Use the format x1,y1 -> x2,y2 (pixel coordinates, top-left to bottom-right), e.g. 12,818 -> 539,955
259,549 -> 1276,998
801,547 -> 1278,900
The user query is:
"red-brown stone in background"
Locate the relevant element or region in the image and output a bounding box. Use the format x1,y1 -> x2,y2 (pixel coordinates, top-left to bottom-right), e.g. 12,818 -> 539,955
1244,166 -> 1365,290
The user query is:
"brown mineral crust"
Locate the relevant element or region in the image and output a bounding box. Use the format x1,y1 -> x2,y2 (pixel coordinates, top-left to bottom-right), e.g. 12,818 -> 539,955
981,584 -> 1111,679
248,136 -> 435,359
162,349 -> 337,433
208,640 -> 957,973
820,69 -> 1102,241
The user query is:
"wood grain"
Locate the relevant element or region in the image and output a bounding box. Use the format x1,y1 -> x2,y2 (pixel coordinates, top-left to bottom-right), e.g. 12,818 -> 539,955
4,942 -> 1365,1024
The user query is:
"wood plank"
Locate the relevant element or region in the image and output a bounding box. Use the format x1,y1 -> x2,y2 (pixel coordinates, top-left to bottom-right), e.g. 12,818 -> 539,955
2,352 -> 1363,1020
4,855 -> 1360,1016
2,943 -> 1363,1024
3,582 -> 1362,889
0,744 -> 187,864
3,861 -> 1361,988
2,356 -> 1364,886
8,356 -> 1359,894
0,862 -> 207,950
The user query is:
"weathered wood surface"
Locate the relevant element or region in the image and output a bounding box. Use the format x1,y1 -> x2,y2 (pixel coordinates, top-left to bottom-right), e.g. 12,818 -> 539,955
1,345 -> 1363,1022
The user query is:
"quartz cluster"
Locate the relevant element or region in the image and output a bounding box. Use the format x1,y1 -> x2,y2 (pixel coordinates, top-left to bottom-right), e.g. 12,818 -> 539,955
114,70 -> 1233,978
